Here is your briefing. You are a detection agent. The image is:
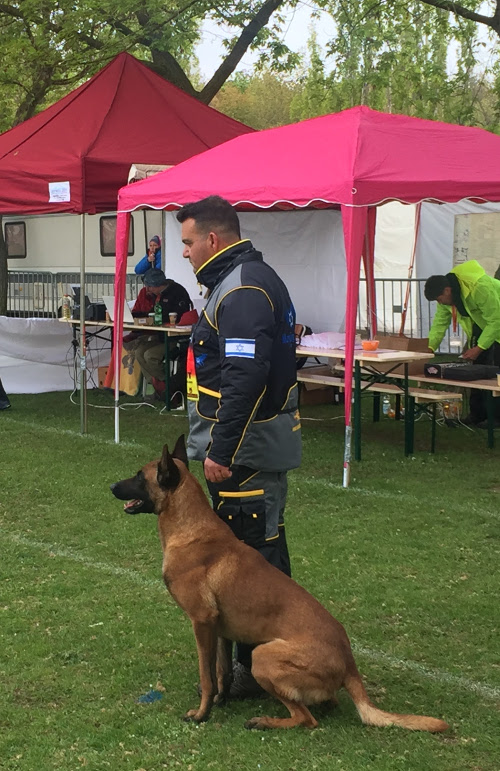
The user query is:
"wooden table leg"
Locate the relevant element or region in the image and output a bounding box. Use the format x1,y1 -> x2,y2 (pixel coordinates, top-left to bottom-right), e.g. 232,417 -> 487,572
486,391 -> 495,449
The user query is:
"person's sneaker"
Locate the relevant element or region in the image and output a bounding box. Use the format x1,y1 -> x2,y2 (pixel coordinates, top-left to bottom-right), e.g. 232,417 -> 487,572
228,661 -> 267,700
0,399 -> 11,411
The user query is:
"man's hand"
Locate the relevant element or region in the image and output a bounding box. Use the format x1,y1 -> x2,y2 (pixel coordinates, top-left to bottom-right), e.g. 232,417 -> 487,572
148,251 -> 155,263
204,458 -> 232,483
461,345 -> 482,361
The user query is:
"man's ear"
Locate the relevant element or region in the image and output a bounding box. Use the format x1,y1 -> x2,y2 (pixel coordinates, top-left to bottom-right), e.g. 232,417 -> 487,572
171,434 -> 189,468
157,444 -> 181,490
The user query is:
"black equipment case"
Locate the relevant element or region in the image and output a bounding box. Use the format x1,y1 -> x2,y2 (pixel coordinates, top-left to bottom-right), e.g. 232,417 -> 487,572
424,361 -> 499,381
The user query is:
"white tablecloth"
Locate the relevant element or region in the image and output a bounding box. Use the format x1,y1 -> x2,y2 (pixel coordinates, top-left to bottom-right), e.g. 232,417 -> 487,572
0,316 -> 110,393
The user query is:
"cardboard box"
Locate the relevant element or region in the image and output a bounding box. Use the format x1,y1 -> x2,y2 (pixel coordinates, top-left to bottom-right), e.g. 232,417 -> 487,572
300,383 -> 336,405
375,335 -> 430,375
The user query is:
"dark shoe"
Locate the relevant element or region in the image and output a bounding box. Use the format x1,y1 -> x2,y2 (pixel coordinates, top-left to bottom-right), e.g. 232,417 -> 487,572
228,661 -> 267,700
476,419 -> 500,430
0,399 -> 11,410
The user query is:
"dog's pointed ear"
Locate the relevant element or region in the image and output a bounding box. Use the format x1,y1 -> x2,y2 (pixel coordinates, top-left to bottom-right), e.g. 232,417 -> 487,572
157,444 -> 181,490
171,434 -> 189,468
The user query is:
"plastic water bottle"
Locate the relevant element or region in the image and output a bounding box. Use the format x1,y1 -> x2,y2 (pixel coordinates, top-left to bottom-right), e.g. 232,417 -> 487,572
382,394 -> 390,416
62,295 -> 71,319
154,301 -> 162,326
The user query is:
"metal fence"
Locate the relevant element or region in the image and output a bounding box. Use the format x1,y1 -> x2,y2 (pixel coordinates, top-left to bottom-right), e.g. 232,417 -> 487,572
358,277 -> 465,354
5,271 -> 462,354
6,271 -> 143,317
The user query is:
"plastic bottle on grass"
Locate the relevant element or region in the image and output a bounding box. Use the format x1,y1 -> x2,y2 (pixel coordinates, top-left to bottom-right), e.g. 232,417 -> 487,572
382,394 -> 390,416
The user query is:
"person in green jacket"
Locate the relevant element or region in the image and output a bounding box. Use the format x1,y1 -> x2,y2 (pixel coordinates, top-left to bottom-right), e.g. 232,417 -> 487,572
424,259 -> 500,427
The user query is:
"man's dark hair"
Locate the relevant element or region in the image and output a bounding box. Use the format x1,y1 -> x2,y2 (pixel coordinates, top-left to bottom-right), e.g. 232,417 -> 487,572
176,196 -> 241,239
424,274 -> 449,301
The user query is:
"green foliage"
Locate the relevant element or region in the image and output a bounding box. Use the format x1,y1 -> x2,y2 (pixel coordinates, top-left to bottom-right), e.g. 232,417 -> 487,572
0,391 -> 500,769
287,0 -> 500,129
0,0 -> 302,129
211,69 -> 301,128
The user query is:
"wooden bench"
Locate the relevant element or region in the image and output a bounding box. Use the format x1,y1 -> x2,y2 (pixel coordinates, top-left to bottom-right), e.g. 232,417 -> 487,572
361,368 -> 500,448
297,365 -> 462,453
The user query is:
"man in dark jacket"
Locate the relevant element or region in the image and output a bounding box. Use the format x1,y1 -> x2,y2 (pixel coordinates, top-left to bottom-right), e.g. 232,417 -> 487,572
177,196 -> 301,698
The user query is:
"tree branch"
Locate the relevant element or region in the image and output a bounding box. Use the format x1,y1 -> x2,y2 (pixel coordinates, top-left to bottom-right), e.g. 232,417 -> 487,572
199,0 -> 286,103
415,0 -> 498,31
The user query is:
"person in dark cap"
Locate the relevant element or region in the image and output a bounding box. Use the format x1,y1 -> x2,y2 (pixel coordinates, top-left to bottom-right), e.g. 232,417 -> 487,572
124,269 -> 192,401
134,235 -> 162,274
0,377 -> 11,410
424,259 -> 500,427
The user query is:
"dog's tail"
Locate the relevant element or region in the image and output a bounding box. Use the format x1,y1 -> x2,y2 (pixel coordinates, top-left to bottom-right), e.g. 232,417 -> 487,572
344,670 -> 448,733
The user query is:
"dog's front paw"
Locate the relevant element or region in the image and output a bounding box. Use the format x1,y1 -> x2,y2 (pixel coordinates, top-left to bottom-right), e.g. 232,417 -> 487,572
183,708 -> 209,723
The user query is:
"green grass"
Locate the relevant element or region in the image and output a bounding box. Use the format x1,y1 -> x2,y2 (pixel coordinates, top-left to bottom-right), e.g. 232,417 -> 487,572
0,389 -> 499,771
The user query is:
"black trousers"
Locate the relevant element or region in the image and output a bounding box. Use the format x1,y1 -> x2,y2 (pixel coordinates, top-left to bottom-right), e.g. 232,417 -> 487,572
206,465 -> 291,669
469,328 -> 500,421
0,378 -> 11,409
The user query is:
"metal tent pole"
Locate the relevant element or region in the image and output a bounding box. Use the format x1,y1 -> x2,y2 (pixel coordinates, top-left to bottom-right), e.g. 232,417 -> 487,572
79,214 -> 87,434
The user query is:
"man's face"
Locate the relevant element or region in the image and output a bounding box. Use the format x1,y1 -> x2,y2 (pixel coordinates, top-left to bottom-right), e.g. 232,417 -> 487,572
436,286 -> 453,305
147,285 -> 166,298
181,218 -> 216,273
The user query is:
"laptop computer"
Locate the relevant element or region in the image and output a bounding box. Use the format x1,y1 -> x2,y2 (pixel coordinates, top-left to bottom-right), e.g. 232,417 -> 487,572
102,296 -> 134,324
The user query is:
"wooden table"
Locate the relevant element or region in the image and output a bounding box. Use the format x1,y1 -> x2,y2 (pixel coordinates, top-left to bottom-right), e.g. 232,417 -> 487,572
60,318 -> 192,410
296,346 -> 434,458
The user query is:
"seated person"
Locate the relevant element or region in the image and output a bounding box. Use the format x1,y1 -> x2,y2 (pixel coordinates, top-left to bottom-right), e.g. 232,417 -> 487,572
134,235 -> 162,275
124,269 -> 193,401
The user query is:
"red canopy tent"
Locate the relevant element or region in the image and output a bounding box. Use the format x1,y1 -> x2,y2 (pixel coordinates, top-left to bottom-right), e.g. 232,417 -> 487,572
0,51 -> 252,431
0,51 -> 253,214
115,105 -> 500,482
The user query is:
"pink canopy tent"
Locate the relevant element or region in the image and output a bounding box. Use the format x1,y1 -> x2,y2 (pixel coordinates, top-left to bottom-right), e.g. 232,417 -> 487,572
115,105 -> 500,483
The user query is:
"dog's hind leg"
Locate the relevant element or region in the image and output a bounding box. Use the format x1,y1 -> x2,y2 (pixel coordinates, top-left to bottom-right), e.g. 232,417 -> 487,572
244,642 -> 322,730
183,621 -> 218,723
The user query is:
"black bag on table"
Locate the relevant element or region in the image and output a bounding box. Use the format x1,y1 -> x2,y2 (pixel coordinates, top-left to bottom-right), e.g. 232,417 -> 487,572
424,362 -> 499,381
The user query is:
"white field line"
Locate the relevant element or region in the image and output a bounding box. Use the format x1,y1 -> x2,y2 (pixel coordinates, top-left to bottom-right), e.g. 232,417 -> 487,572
4,532 -> 164,591
1,415 -> 149,449
298,478 -> 500,521
353,644 -> 500,702
2,530 -> 499,703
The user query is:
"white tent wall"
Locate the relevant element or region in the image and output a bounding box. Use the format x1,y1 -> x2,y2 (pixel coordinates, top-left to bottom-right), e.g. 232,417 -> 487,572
164,209 -> 347,333
416,200 -> 500,278
163,199 -> 500,341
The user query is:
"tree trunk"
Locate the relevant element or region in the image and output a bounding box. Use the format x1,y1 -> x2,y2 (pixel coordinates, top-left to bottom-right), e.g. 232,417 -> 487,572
0,216 -> 8,316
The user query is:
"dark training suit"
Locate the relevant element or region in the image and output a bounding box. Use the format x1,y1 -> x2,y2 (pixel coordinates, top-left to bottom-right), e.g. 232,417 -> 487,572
186,240 -> 301,665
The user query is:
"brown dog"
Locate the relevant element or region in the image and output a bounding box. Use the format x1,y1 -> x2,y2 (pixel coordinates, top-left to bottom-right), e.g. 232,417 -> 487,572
110,436 -> 448,732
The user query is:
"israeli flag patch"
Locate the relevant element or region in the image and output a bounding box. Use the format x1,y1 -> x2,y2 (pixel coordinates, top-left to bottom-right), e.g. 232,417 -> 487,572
225,338 -> 255,358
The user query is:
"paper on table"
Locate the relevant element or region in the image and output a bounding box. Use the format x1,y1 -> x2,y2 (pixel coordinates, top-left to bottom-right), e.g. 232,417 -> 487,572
300,332 -> 363,350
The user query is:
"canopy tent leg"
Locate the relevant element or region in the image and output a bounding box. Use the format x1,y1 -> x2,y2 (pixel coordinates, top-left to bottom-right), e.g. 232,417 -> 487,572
341,204 -> 368,488
79,214 -> 87,434
113,211 -> 132,443
362,206 -> 377,339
